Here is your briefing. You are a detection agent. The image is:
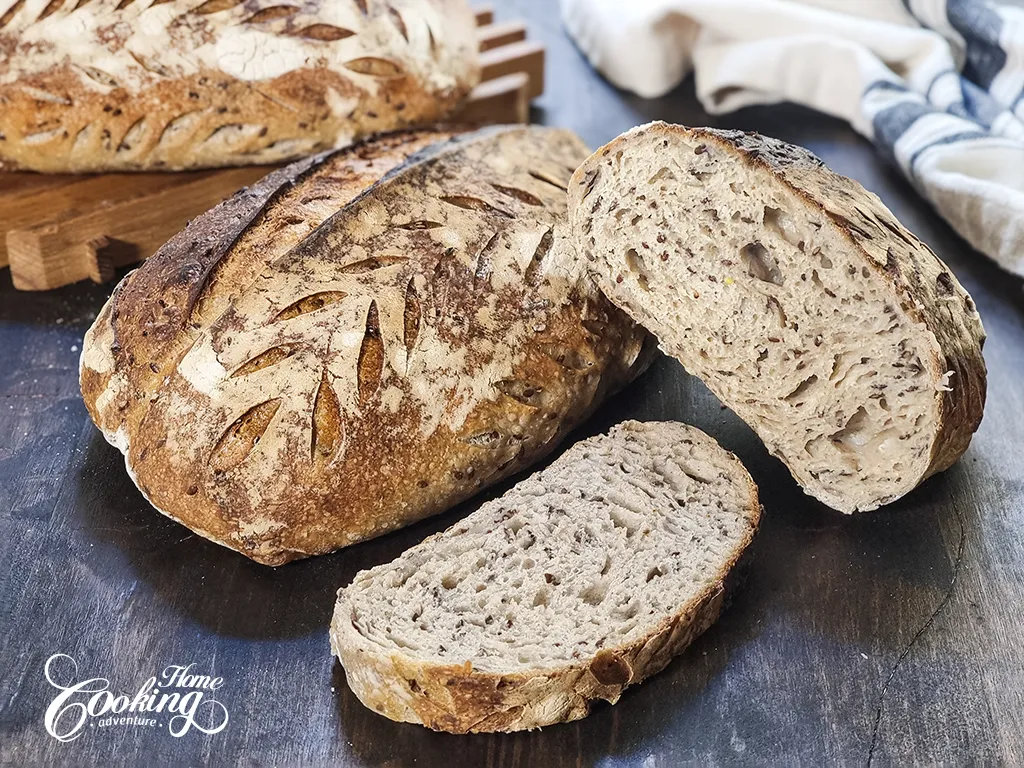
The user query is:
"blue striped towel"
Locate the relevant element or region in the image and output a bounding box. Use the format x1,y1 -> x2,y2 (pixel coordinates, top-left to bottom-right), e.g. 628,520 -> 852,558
562,0 -> 1024,276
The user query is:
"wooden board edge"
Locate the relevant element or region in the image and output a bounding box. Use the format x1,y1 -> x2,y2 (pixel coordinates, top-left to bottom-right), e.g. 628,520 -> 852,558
474,5 -> 494,26
460,72 -> 531,125
8,167 -> 269,290
479,41 -> 545,100
477,20 -> 526,52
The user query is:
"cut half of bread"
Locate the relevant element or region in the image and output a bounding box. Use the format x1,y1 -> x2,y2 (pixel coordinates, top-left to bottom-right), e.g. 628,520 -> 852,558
569,122 -> 986,513
331,420 -> 760,733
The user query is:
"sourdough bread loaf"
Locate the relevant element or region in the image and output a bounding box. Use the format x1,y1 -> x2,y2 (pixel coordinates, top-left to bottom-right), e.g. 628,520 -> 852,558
0,0 -> 479,172
569,122 -> 986,513
331,420 -> 760,733
81,125 -> 652,565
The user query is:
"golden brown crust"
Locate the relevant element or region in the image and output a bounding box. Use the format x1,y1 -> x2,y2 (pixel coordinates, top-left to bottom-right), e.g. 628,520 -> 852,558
81,126 -> 651,565
0,0 -> 480,172
570,122 -> 986,511
336,587 -> 728,733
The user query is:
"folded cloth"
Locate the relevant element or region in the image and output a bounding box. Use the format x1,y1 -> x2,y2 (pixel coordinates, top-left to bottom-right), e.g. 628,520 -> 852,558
562,0 -> 1024,277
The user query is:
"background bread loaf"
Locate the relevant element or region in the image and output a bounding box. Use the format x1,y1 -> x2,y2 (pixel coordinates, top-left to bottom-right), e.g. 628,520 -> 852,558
569,122 -> 986,513
81,125 -> 652,565
0,0 -> 479,172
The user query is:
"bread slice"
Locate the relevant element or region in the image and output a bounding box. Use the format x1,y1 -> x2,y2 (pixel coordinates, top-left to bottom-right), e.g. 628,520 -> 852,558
330,420 -> 760,733
568,122 -> 986,513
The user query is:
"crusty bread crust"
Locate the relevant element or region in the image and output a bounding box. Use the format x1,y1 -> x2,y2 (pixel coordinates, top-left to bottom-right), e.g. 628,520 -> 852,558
569,122 -> 986,512
330,421 -> 761,733
80,126 -> 651,565
334,582 -> 728,732
0,0 -> 479,172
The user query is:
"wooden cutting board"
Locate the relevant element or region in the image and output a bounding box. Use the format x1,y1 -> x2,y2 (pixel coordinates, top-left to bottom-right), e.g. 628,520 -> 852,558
0,5 -> 544,291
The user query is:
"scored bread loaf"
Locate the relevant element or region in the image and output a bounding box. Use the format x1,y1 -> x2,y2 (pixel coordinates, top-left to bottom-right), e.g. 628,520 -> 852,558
0,0 -> 479,172
569,122 -> 986,513
80,125 -> 652,565
330,420 -> 761,733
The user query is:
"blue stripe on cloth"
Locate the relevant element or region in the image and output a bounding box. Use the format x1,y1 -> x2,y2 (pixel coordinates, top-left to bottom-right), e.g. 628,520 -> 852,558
871,99 -> 935,164
952,78 -> 1006,127
863,79 -> 911,98
906,129 -> 991,171
868,89 -> 991,183
946,0 -> 1007,90
1013,88 -> 1024,114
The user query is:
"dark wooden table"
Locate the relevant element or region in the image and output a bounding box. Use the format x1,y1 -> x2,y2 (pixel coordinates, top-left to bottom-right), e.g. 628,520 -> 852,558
2,2 -> 1023,765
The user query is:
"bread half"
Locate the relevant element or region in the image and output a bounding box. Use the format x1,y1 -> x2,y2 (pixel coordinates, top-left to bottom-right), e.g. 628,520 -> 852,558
331,420 -> 760,732
568,122 -> 986,512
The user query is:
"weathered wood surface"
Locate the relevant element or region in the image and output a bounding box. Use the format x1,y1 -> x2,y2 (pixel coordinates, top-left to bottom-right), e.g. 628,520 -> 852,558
1,1 -> 1022,764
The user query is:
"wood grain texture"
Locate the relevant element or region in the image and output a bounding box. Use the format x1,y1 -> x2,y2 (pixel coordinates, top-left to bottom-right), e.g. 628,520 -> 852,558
0,0 -> 1023,764
0,172 -> 205,267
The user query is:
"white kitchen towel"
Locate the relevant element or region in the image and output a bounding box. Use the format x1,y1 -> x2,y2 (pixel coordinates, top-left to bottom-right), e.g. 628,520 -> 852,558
562,0 -> 1024,277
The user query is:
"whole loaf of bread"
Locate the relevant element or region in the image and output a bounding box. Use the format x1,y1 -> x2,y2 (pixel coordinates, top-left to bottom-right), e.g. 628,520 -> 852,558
80,126 -> 652,565
0,0 -> 479,172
